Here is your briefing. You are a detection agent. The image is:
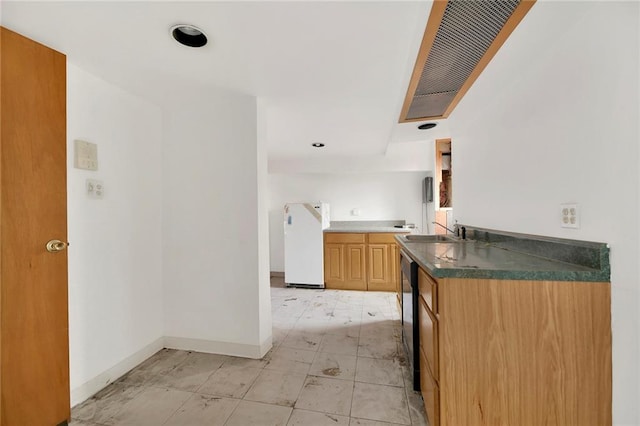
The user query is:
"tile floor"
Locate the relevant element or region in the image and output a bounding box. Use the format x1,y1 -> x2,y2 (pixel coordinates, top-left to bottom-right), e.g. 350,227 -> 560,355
71,277 -> 427,426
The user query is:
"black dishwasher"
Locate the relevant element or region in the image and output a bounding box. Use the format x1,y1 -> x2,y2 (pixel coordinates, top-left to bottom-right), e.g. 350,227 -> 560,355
400,250 -> 420,391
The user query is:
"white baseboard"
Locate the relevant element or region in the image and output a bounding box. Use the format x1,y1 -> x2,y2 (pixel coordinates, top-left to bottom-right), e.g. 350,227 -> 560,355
71,335 -> 273,407
164,336 -> 272,359
259,335 -> 273,357
70,337 -> 164,407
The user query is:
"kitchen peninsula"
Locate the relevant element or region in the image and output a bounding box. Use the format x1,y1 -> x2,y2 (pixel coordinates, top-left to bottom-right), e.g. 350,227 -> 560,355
396,226 -> 611,426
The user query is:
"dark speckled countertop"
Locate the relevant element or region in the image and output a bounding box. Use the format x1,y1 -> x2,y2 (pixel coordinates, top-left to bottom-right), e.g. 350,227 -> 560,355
396,226 -> 610,282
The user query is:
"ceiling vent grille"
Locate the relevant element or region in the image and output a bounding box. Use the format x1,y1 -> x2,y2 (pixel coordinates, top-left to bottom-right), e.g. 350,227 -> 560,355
400,0 -> 536,122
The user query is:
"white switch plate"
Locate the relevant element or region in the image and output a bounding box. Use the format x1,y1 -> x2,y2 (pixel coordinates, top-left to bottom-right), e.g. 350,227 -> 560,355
87,179 -> 104,199
560,203 -> 579,228
74,139 -> 98,171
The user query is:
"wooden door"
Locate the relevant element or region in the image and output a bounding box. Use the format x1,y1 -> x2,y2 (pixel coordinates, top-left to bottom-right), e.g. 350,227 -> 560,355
1,27 -> 69,425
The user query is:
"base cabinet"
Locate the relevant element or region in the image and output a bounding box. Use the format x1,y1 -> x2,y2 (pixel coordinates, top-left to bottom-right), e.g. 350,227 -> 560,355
324,233 -> 367,290
417,266 -> 612,426
324,233 -> 404,291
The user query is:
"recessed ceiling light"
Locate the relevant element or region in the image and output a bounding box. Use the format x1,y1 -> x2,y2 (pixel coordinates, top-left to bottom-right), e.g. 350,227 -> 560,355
418,123 -> 437,130
171,24 -> 208,48
311,143 -> 325,148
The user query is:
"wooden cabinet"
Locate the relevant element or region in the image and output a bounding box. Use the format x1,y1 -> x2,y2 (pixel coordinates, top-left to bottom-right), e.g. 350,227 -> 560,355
417,266 -> 612,426
324,232 -> 403,291
418,269 -> 440,426
324,233 -> 367,290
367,233 -> 399,292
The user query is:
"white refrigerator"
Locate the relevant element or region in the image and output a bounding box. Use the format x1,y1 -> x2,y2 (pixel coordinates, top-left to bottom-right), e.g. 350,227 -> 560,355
284,202 -> 330,288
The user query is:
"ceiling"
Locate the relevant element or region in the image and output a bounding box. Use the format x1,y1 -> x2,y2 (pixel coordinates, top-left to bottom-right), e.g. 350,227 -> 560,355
1,1 -> 449,161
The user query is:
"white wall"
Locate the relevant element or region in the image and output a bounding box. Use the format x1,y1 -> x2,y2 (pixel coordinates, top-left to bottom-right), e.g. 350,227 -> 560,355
268,171 -> 432,272
269,140 -> 434,174
67,64 -> 164,404
257,98 -> 272,347
447,3 -> 639,424
162,87 -> 271,358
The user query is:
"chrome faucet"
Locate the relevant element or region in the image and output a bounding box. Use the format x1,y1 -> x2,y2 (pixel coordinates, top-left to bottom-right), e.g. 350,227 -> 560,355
432,221 -> 457,235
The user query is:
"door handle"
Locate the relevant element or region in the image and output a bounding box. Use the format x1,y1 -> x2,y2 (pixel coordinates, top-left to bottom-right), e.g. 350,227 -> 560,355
46,239 -> 68,253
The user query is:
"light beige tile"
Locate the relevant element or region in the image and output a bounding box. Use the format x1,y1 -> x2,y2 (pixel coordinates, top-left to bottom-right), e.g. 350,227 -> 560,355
287,409 -> 349,426
148,351 -> 226,391
198,364 -> 262,398
264,346 -> 316,374
324,322 -> 361,338
349,418 -> 405,426
350,382 -> 410,425
405,387 -> 428,426
281,330 -> 324,351
319,334 -> 359,356
359,324 -> 400,340
355,357 -> 404,387
360,312 -> 396,326
244,369 -> 307,407
327,311 -> 361,323
294,376 -> 354,416
309,352 -> 357,381
120,349 -> 190,385
357,334 -> 400,360
292,319 -> 329,334
103,387 -> 191,426
71,382 -> 144,424
69,420 -> 102,426
163,394 -> 240,426
272,328 -> 289,347
224,400 -> 292,426
222,354 -> 269,369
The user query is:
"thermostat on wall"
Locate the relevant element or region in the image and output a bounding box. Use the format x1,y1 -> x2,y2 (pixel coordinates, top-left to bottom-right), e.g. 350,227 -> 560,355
74,139 -> 98,171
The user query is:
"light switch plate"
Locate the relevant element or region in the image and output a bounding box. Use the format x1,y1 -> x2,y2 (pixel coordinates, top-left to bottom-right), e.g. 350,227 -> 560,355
86,179 -> 104,199
74,139 -> 98,171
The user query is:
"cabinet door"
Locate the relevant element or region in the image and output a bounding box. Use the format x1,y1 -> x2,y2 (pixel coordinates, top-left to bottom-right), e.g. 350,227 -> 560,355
420,347 -> 440,426
345,244 -> 367,291
418,268 -> 438,313
419,295 -> 439,381
391,243 -> 399,288
367,244 -> 393,291
324,243 -> 345,288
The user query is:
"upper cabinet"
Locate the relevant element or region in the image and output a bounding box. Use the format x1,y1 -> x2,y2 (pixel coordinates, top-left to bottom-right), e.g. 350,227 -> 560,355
399,0 -> 536,122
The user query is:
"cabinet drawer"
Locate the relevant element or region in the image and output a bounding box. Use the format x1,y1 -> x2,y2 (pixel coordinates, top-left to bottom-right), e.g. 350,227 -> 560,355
325,233 -> 366,244
418,268 -> 438,313
369,233 -> 402,244
419,295 -> 439,382
420,347 -> 440,426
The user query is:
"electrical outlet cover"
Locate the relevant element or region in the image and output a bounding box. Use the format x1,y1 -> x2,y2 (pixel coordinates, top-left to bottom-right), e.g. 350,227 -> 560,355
86,179 -> 104,199
560,203 -> 579,228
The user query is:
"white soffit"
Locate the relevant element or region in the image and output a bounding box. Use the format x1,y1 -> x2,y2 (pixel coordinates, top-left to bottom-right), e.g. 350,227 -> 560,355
1,1 -> 433,160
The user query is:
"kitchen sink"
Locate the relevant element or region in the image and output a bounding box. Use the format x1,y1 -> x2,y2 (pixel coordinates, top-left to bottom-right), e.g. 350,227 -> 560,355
403,234 -> 460,243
